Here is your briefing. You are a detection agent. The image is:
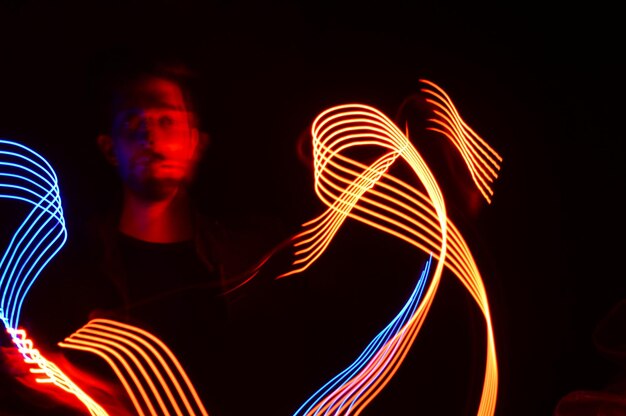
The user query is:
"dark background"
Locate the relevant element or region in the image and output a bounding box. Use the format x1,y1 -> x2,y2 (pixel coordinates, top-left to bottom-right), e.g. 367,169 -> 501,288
0,1 -> 623,415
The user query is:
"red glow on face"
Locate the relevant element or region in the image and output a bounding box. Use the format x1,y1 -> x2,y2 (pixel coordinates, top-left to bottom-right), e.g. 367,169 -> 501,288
111,77 -> 201,196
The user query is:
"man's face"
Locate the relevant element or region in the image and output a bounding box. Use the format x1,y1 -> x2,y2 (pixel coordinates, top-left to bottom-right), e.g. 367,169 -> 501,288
107,76 -> 201,201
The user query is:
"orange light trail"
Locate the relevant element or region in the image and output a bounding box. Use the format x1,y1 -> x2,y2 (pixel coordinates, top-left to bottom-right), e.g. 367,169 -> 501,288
282,79 -> 502,415
59,318 -> 209,416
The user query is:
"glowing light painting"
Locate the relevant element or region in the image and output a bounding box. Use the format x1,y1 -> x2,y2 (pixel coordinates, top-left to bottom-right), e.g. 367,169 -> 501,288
293,256 -> 433,416
0,139 -> 107,415
59,319 -> 209,416
279,79 -> 502,415
1,79 -> 502,415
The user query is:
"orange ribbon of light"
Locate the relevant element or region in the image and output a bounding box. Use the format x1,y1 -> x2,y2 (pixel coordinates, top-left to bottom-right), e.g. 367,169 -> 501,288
280,79 -> 502,416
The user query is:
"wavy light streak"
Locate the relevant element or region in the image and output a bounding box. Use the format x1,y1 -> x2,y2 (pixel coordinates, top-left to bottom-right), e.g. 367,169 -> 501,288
293,256 -> 432,416
59,318 -> 209,416
0,139 -> 108,414
0,139 -> 66,331
281,79 -> 502,416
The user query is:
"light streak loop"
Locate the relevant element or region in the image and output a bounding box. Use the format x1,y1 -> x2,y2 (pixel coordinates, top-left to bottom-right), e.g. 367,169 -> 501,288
281,80 -> 502,416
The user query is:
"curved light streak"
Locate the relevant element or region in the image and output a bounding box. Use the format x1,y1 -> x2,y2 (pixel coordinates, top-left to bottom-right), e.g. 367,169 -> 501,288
280,79 -> 502,416
0,139 -> 107,414
293,255 -> 432,416
0,139 -> 66,331
59,318 -> 209,416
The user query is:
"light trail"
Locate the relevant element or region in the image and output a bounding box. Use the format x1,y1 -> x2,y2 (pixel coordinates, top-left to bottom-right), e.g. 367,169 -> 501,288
0,142 -> 207,415
59,318 -> 210,416
0,139 -> 66,331
293,256 -> 432,416
0,139 -> 107,414
1,77 -> 502,416
280,79 -> 502,416
7,327 -> 108,415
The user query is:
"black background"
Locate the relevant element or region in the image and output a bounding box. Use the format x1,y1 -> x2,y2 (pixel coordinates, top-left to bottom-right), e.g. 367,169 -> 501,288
0,1 -> 624,415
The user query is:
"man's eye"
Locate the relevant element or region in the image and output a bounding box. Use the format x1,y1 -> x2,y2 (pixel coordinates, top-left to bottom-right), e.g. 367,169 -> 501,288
159,116 -> 174,128
123,116 -> 142,131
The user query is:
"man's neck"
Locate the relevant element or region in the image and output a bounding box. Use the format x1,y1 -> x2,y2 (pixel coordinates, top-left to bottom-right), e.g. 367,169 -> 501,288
118,187 -> 194,243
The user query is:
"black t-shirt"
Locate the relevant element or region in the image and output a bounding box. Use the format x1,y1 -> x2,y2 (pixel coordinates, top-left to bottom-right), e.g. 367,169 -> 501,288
114,232 -> 227,344
110,232 -> 230,415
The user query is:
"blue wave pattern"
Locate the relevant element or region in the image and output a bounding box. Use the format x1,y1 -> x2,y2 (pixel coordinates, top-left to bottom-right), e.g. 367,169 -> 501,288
0,139 -> 67,339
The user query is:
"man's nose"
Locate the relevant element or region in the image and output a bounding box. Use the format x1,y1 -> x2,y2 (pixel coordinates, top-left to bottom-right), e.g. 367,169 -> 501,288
138,118 -> 161,147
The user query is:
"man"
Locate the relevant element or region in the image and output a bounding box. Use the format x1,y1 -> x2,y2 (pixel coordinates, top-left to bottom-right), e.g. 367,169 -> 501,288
90,52 -> 295,414
97,62 -> 209,244
5,49 -> 288,415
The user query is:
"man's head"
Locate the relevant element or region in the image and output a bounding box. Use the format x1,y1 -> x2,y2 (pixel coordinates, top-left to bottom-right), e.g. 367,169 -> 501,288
96,56 -> 208,202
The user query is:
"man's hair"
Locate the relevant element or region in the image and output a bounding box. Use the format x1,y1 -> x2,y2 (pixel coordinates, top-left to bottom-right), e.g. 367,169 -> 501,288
88,47 -> 205,135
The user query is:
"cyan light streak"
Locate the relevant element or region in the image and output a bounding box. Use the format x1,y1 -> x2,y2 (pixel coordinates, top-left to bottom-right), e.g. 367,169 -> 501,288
293,255 -> 432,416
0,140 -> 108,415
0,139 -> 66,336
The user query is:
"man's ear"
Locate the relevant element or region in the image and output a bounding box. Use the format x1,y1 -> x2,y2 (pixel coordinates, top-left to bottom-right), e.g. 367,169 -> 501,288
198,130 -> 210,154
97,134 -> 118,166
191,129 -> 210,159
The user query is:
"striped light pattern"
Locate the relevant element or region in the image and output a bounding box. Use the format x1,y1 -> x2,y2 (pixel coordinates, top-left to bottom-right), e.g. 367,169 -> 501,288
293,256 -> 432,416
0,139 -> 66,331
59,318 -> 209,416
0,139 -> 108,414
281,79 -> 502,416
